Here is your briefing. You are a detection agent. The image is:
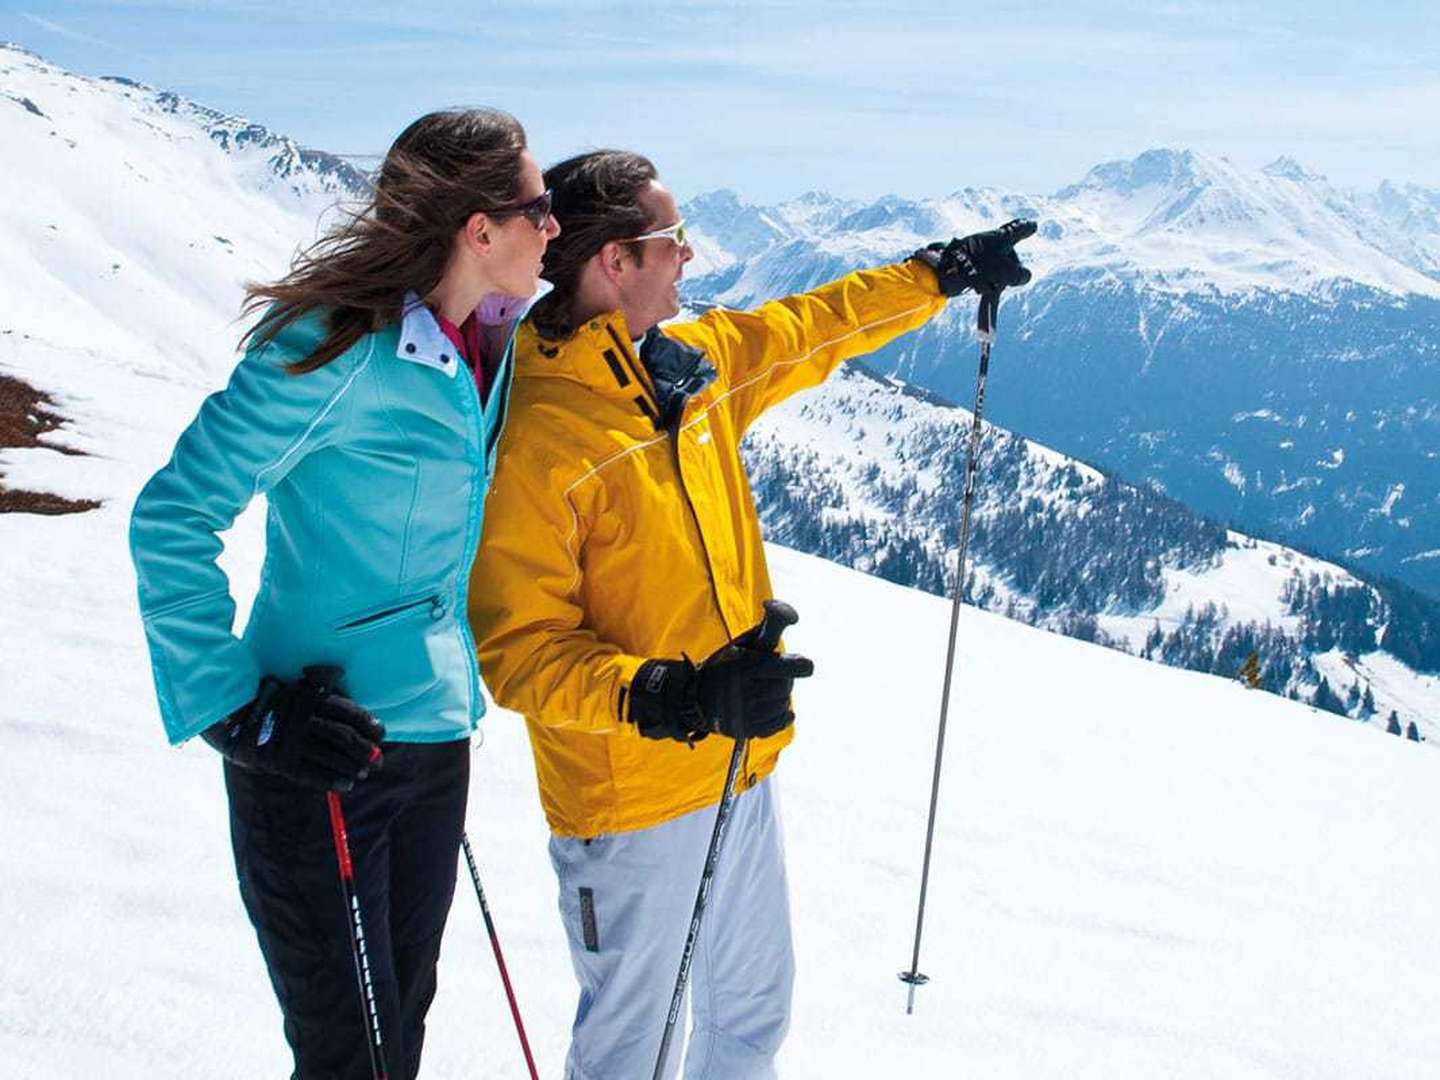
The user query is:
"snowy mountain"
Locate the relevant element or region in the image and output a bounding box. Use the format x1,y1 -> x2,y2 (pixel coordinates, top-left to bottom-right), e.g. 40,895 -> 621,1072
681,154 -> 1440,600
2,41 -> 1434,738
0,42 -> 365,366
739,364 -> 1440,742
4,44 -> 1440,1078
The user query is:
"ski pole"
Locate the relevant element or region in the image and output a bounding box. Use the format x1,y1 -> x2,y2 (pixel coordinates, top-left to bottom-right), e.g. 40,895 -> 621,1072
328,788 -> 388,1080
652,600 -> 796,1080
461,834 -> 540,1080
304,664 -> 387,1080
898,288 -> 1003,1015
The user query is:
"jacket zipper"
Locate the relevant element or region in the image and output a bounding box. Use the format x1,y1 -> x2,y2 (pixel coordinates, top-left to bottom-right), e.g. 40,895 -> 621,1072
455,337 -> 488,723
626,328 -> 726,641
667,410 -> 732,645
668,413 -> 759,787
336,593 -> 441,632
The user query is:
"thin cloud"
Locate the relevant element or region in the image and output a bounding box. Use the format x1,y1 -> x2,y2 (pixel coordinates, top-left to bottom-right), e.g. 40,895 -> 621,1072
20,12 -> 120,49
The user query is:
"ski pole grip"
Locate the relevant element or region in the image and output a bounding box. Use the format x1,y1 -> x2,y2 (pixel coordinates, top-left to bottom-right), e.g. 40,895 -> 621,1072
977,290 -> 999,342
753,599 -> 798,654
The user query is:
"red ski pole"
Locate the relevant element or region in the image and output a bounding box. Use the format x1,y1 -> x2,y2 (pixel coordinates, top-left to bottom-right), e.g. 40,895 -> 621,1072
461,834 -> 540,1080
328,787 -> 388,1080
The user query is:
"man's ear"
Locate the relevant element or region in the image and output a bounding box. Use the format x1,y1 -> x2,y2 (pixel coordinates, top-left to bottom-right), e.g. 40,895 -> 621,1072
596,239 -> 631,287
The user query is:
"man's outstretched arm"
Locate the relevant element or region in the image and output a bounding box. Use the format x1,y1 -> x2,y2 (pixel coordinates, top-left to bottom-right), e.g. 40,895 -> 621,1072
666,259 -> 946,435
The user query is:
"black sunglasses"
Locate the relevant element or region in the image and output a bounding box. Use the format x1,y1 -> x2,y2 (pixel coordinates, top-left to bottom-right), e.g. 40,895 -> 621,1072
485,188 -> 553,231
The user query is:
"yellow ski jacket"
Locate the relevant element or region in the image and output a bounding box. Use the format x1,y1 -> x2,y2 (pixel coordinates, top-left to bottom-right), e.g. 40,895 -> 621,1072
470,260 -> 946,837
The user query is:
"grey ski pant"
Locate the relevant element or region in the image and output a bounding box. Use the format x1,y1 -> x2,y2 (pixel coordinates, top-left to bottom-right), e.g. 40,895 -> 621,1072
549,775 -> 795,1079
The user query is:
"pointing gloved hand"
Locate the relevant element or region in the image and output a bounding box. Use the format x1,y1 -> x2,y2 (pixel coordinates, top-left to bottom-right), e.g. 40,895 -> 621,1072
912,219 -> 1038,298
201,665 -> 386,791
628,601 -> 815,744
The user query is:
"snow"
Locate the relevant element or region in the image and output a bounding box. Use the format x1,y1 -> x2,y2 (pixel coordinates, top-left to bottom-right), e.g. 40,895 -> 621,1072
1105,543 -> 1291,640
5,43 -> 1440,1078
1374,483 -> 1405,517
6,513 -> 1440,1077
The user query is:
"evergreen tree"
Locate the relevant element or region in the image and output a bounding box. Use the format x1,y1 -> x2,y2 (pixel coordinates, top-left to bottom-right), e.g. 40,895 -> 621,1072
1311,677 -> 1346,716
1387,710 -> 1403,736
1143,620 -> 1163,661
1406,721 -> 1423,742
1360,685 -> 1376,718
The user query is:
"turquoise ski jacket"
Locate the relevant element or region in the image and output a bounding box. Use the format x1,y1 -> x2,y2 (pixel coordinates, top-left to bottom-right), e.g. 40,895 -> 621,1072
130,293 -> 529,745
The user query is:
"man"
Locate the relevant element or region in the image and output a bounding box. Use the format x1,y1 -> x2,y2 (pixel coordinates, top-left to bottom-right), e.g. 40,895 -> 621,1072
470,150 -> 1033,1078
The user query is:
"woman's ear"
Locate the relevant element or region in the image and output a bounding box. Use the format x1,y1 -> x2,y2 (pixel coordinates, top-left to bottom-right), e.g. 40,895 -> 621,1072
462,210 -> 494,256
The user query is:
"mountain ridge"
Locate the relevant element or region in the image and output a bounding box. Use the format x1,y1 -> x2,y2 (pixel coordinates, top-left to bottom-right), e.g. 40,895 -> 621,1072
679,161 -> 1440,599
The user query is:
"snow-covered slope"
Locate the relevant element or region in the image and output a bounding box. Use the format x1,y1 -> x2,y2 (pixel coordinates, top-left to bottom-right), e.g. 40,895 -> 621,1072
5,525 -> 1440,1077
0,43 -> 364,365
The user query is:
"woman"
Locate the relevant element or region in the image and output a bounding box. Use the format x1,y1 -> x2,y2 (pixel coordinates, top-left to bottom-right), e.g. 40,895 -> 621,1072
129,108 -> 558,1079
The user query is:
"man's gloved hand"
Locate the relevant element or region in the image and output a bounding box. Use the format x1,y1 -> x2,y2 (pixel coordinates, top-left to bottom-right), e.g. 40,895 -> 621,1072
628,601 -> 815,743
201,665 -> 386,791
912,219 -> 1037,298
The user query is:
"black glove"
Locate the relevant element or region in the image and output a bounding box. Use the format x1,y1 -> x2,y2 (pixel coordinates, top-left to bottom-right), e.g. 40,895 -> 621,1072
912,219 -> 1037,298
201,665 -> 386,791
628,601 -> 815,743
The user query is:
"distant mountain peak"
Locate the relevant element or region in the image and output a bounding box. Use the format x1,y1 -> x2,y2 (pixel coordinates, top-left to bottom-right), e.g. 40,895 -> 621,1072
1264,156 -> 1324,183
687,188 -> 745,210
1057,147 -> 1211,199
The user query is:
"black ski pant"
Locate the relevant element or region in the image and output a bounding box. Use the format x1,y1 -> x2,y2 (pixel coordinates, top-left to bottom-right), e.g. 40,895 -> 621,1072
224,739 -> 469,1080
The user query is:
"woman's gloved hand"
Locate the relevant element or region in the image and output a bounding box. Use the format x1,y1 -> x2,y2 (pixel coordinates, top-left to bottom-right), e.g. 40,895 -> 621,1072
202,665 -> 385,791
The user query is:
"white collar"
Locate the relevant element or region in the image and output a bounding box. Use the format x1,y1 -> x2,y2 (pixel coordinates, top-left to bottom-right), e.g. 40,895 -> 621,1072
395,282 -> 552,377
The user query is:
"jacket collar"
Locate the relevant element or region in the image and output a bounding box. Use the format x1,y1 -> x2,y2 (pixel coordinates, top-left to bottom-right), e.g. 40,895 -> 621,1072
518,311 -> 653,400
517,311 -> 714,430
396,285 -> 551,377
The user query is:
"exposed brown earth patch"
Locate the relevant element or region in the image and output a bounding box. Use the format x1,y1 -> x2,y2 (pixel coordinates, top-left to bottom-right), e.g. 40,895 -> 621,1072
0,373 -> 101,515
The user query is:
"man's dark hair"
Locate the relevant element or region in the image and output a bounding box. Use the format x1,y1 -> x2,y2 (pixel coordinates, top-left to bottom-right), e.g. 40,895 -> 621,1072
530,150 -> 657,340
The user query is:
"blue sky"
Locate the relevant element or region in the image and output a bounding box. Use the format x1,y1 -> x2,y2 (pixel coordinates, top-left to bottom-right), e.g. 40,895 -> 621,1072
5,1 -> 1437,203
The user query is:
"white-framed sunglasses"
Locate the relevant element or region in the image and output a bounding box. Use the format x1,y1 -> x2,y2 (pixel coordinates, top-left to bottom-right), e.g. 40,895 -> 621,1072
623,219 -> 688,248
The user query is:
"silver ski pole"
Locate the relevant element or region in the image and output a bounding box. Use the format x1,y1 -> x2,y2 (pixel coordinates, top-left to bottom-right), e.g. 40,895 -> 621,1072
899,288 -> 1002,1014
652,600 -> 796,1079
651,739 -> 747,1080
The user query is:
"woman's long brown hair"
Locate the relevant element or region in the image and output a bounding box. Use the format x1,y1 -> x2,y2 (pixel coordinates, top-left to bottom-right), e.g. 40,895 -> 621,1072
240,108 -> 528,373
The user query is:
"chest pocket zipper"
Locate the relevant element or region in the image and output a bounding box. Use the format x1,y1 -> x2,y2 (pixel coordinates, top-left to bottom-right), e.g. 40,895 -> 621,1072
335,593 -> 446,634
